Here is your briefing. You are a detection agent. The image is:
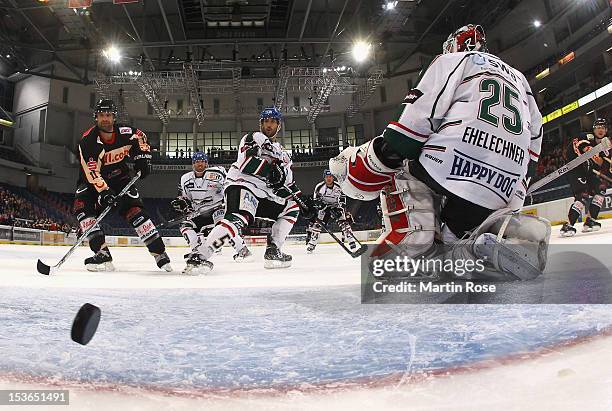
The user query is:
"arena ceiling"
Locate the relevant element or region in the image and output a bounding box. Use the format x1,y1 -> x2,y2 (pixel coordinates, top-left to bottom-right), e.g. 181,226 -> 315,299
0,0 -> 522,83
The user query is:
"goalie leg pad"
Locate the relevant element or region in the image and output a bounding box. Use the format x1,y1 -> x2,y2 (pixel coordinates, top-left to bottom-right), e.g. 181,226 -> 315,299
464,213 -> 551,280
372,171 -> 439,259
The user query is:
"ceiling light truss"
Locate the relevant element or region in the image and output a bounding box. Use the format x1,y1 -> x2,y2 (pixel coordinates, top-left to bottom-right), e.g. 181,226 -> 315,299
306,69 -> 339,124
346,68 -> 384,118
183,62 -> 205,125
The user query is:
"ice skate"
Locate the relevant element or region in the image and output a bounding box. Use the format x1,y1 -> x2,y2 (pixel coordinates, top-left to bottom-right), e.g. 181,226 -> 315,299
154,252 -> 173,272
84,249 -> 115,272
264,235 -> 292,269
182,253 -> 213,275
560,223 -> 577,237
582,217 -> 601,232
233,246 -> 254,262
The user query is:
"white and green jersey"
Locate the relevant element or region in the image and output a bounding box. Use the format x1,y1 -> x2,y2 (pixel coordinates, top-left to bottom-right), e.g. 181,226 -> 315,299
178,167 -> 226,212
226,131 -> 299,204
383,51 -> 543,210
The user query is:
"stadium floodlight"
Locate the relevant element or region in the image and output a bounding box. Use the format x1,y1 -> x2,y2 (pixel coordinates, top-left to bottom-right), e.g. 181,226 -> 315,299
533,20 -> 541,28
352,41 -> 371,63
384,1 -> 398,10
103,46 -> 121,63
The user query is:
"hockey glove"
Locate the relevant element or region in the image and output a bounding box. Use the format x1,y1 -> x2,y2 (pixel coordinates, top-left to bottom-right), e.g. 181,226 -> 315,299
266,162 -> 286,189
329,136 -> 401,201
171,197 -> 192,213
98,188 -> 118,209
299,196 -> 320,220
133,155 -> 152,179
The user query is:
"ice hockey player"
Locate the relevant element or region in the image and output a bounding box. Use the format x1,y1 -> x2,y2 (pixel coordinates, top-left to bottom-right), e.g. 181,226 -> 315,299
74,99 -> 172,272
329,24 -> 550,281
306,169 -> 358,253
560,118 -> 610,236
172,151 -> 253,274
183,107 -> 304,273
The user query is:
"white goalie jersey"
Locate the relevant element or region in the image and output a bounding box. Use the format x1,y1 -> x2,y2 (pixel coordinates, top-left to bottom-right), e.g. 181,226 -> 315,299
382,51 -> 543,210
178,167 -> 226,212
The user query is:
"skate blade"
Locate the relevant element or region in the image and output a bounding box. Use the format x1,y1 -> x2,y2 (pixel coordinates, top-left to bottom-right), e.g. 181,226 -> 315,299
264,260 -> 292,269
234,255 -> 254,263
181,265 -> 201,276
560,231 -> 576,237
160,263 -> 173,272
86,262 -> 115,272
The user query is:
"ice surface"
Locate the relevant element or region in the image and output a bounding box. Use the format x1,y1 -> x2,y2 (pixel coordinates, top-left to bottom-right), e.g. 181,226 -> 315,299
1,220 -> 612,410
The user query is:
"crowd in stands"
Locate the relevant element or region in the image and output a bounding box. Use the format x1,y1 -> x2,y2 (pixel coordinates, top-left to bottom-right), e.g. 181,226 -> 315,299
0,186 -> 71,232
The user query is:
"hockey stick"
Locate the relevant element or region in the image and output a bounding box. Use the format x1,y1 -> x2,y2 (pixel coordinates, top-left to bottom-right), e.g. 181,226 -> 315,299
36,171 -> 142,275
593,169 -> 612,184
157,203 -> 210,230
527,137 -> 611,194
284,188 -> 368,258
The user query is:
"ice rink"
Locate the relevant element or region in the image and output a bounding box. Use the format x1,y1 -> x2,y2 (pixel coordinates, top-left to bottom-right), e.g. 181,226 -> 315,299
2,221 -> 612,410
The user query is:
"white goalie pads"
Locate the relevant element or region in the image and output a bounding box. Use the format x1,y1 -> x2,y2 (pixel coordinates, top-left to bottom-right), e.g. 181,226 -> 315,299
460,213 -> 551,281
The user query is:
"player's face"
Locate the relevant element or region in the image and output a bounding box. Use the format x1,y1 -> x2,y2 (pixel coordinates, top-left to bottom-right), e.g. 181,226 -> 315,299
193,160 -> 207,174
260,118 -> 280,139
96,112 -> 114,132
594,126 -> 607,139
325,175 -> 334,185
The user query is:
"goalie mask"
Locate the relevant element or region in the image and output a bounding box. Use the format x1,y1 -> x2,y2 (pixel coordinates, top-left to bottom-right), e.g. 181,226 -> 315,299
443,24 -> 487,54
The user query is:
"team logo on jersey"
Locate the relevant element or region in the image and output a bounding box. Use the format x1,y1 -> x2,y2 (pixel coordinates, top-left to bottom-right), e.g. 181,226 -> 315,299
119,127 -> 132,134
404,89 -> 423,104
448,149 -> 519,201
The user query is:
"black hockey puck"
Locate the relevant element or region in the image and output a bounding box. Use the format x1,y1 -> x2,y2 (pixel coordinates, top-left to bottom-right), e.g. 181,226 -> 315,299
71,303 -> 101,345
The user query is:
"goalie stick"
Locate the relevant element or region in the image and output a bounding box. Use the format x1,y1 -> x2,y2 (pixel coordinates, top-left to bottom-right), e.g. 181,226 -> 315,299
285,188 -> 368,258
37,171 -> 142,275
527,137 -> 611,194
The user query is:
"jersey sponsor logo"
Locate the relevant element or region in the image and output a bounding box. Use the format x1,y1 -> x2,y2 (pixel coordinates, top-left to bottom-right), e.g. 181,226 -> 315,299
424,153 -> 443,164
403,89 -> 423,104
483,56 -> 518,83
87,157 -> 97,171
135,219 -> 157,241
119,127 -> 132,134
103,145 -> 131,165
239,189 -> 259,216
79,217 -> 98,232
448,149 -> 519,201
205,172 -> 223,182
461,126 -> 525,166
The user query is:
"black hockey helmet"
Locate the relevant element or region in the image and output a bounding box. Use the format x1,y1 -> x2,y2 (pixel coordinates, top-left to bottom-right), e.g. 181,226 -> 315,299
93,99 -> 117,121
593,118 -> 608,130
